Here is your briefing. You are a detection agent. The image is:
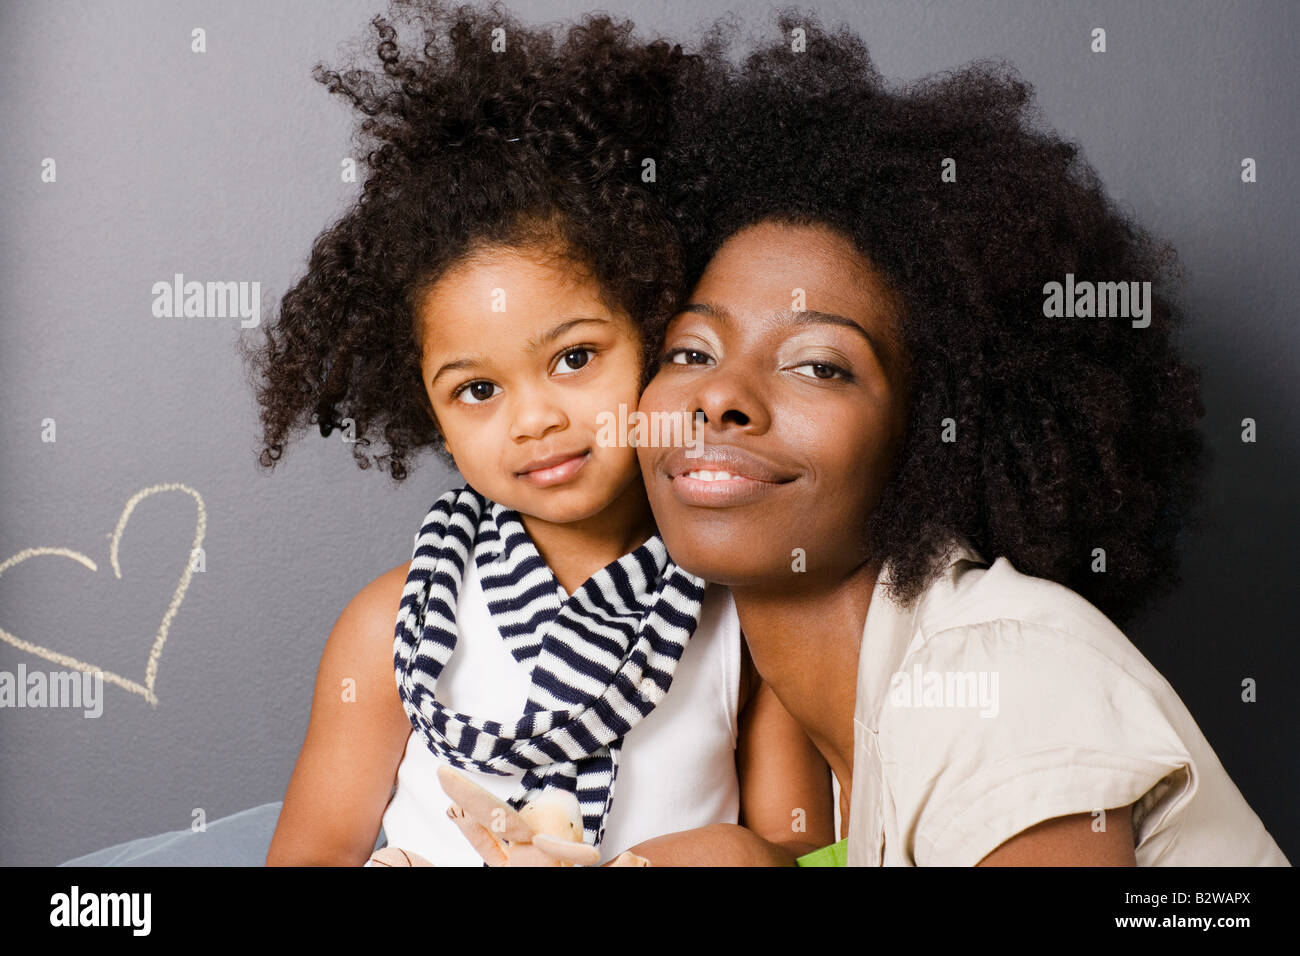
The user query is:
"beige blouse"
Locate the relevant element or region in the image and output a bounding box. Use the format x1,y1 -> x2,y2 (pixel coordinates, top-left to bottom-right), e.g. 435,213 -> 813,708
845,539 -> 1290,866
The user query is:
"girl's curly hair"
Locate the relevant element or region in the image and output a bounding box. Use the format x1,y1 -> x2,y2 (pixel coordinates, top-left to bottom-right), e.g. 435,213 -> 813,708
661,10 -> 1209,627
242,0 -> 696,480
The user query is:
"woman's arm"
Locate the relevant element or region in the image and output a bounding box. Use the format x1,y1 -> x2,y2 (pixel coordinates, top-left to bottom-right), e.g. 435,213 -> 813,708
265,563 -> 414,866
976,804 -> 1137,866
619,647 -> 836,866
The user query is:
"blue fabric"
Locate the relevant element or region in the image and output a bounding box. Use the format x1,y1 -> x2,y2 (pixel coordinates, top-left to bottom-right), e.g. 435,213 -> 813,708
58,801 -> 387,866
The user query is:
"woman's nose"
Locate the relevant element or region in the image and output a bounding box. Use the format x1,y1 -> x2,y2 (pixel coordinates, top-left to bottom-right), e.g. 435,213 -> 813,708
691,366 -> 770,435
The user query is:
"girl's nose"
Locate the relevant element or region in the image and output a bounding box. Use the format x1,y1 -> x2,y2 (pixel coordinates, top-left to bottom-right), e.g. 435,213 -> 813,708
508,386 -> 569,442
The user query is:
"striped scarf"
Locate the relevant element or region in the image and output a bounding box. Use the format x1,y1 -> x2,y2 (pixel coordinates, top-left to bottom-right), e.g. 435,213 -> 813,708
393,486 -> 706,850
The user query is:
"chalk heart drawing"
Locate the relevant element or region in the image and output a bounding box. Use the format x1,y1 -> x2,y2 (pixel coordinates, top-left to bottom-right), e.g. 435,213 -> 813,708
0,483 -> 206,707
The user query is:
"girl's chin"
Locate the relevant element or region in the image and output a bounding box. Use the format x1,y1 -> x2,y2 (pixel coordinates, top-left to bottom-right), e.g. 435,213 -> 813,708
511,502 -> 600,526
508,490 -> 624,528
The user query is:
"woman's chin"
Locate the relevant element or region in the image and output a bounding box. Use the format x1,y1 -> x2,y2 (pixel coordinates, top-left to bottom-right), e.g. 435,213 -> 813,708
657,536 -> 771,588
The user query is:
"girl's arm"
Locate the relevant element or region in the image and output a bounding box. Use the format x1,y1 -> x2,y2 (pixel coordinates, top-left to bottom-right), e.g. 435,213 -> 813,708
618,647 -> 836,866
266,563 -> 414,866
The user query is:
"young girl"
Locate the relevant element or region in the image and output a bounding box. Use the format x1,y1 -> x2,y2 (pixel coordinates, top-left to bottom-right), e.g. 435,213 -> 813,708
632,13 -> 1291,865
246,1 -> 832,866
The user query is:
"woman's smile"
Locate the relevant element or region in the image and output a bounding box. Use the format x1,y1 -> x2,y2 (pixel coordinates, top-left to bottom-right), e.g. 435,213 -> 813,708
657,442 -> 797,507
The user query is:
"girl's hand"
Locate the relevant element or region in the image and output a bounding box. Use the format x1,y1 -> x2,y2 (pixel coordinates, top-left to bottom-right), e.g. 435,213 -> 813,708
365,846 -> 435,867
605,850 -> 651,867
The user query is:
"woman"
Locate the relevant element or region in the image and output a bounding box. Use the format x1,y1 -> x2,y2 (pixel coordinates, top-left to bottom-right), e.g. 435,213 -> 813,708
632,13 -> 1290,865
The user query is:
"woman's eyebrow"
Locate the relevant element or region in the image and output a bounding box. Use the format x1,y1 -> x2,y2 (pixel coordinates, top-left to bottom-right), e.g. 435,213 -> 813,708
679,301 -> 728,322
681,301 -> 881,358
777,309 -> 880,355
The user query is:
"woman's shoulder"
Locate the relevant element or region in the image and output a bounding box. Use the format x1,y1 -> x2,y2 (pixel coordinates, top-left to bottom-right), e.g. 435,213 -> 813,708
876,546 -> 1196,861
888,545 -> 1181,728
923,543 -> 1116,635
906,544 -> 1167,694
862,543 -> 1289,866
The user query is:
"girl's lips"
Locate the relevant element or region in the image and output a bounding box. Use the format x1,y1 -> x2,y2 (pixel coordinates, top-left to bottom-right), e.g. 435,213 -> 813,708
516,450 -> 590,487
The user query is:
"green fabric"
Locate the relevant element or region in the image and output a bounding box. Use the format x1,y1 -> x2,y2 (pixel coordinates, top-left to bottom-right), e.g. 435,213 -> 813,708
796,838 -> 848,867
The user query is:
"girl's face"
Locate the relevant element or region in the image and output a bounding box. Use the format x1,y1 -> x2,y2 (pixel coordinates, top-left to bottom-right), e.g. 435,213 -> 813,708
637,220 -> 911,588
417,245 -> 645,525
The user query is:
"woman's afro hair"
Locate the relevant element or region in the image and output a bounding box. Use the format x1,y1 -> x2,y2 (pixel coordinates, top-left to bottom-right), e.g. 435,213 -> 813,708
242,0 -> 699,479
660,9 -> 1209,627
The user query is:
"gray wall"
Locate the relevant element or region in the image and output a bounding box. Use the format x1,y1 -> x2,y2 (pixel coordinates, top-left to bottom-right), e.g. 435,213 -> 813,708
1,0 -> 1295,865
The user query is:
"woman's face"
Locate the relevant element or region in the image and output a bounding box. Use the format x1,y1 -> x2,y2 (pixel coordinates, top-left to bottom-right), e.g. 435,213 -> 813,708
637,220 -> 911,588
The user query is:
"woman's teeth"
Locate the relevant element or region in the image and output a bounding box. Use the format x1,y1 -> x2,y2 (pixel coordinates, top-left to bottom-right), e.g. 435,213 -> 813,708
685,470 -> 746,482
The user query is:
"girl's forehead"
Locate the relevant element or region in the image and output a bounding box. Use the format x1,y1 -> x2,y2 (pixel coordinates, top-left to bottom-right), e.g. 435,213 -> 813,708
420,255 -> 596,323
431,244 -> 598,296
415,251 -> 639,359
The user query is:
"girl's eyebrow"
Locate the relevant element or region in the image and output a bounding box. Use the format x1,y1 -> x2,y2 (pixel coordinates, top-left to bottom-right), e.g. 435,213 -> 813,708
430,316 -> 611,386
430,356 -> 485,387
524,316 -> 609,352
680,301 -> 882,360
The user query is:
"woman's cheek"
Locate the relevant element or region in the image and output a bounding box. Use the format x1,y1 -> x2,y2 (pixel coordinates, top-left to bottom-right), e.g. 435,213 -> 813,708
837,424 -> 899,524
635,375 -> 671,415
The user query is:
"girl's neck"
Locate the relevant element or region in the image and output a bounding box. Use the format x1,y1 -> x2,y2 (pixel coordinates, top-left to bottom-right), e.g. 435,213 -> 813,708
729,557 -> 882,834
519,478 -> 657,595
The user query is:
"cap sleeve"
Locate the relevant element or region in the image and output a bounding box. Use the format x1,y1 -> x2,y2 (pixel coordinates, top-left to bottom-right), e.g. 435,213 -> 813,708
878,618 -> 1196,866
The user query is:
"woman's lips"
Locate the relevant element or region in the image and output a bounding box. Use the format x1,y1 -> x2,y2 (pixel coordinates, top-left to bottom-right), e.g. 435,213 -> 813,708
670,470 -> 785,506
660,446 -> 796,507
516,450 -> 590,487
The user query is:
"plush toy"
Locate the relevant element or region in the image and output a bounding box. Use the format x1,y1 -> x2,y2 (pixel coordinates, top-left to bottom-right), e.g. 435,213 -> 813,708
365,765 -> 650,867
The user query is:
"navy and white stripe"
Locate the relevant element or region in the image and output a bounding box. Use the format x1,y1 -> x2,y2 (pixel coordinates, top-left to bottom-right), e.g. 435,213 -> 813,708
393,486 -> 706,848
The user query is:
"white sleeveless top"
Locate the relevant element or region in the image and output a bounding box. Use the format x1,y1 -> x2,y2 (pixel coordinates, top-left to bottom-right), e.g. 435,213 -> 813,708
378,545 -> 742,865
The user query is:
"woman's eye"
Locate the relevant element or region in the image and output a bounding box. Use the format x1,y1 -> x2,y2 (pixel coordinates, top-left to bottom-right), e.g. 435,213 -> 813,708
554,348 -> 593,375
666,348 -> 714,366
791,362 -> 850,381
456,381 -> 500,404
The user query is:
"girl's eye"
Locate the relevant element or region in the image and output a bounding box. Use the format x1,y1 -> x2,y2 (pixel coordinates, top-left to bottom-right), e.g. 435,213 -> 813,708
554,348 -> 593,375
665,348 -> 714,366
791,362 -> 851,381
456,381 -> 500,404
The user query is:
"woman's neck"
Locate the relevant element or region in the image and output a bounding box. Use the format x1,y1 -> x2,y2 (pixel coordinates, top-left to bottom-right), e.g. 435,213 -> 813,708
729,557 -> 882,835
519,478 -> 657,595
